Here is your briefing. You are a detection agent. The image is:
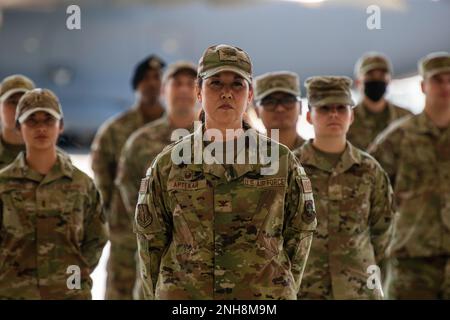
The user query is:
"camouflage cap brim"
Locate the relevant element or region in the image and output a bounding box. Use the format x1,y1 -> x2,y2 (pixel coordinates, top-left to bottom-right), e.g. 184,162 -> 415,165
359,62 -> 390,76
18,107 -> 62,124
255,87 -> 300,102
310,96 -> 355,108
200,65 -> 252,83
0,88 -> 29,102
424,66 -> 450,79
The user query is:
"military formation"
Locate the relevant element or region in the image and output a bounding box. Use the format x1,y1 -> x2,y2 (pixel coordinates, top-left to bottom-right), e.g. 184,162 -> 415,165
0,44 -> 449,300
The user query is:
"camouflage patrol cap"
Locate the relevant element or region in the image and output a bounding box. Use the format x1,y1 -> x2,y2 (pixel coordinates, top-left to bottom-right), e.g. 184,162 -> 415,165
198,44 -> 252,83
305,76 -> 355,107
16,88 -> 63,124
0,74 -> 35,102
162,61 -> 197,83
418,52 -> 450,79
254,71 -> 300,102
354,52 -> 392,77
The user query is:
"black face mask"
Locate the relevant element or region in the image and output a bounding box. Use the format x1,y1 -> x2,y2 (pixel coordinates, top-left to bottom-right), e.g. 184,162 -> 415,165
364,81 -> 387,102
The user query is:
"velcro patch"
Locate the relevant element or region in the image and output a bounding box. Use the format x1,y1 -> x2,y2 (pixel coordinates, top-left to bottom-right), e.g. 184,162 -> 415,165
301,178 -> 313,193
168,179 -> 207,191
243,177 -> 286,188
219,49 -> 238,62
302,200 -> 316,224
136,204 -> 152,228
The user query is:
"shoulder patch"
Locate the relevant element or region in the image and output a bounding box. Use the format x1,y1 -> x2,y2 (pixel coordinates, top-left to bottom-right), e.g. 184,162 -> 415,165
302,200 -> 316,224
136,204 -> 152,228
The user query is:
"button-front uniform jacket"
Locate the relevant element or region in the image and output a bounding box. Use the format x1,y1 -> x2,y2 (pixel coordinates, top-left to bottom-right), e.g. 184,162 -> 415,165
134,125 -> 317,300
368,112 -> 450,259
296,141 -> 395,299
0,152 -> 109,299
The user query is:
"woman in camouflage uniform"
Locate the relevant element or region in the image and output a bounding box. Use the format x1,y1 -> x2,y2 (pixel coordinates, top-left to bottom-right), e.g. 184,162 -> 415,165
0,89 -> 108,299
296,76 -> 395,299
134,44 -> 317,300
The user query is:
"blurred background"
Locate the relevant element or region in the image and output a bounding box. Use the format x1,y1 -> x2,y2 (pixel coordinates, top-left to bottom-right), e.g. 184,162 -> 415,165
1,0 -> 449,299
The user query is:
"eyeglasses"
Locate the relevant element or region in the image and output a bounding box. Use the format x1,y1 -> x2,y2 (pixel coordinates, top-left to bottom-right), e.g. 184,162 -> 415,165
313,105 -> 351,115
259,96 -> 299,112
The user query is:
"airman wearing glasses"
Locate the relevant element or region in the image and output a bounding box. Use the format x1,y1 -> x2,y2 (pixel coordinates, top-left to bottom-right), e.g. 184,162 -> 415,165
295,76 -> 395,299
254,72 -> 305,150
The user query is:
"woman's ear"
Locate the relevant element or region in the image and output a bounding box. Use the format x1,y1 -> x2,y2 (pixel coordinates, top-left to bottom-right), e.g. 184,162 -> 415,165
59,120 -> 65,134
247,86 -> 254,104
196,83 -> 202,103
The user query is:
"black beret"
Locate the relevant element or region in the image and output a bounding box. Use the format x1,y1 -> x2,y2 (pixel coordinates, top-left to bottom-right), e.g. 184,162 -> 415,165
131,54 -> 166,90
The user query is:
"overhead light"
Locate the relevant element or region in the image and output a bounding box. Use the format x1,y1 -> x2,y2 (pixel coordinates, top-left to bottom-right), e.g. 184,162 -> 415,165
280,0 -> 328,8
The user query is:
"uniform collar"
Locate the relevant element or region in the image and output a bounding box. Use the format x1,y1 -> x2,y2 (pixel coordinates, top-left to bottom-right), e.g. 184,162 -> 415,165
357,100 -> 399,123
415,111 -> 445,136
299,139 -> 361,174
184,123 -> 265,181
2,151 -> 74,183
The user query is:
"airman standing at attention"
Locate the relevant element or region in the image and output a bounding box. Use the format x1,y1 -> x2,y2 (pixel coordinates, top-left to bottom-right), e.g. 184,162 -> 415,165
296,76 -> 395,300
348,52 -> 412,150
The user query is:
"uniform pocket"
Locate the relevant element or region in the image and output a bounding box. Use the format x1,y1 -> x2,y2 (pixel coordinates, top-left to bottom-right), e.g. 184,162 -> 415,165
338,181 -> 371,235
1,191 -> 33,236
170,188 -> 211,248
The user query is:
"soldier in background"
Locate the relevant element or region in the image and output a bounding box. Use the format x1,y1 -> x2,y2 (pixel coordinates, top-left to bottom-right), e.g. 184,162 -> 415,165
296,76 -> 395,299
369,52 -> 450,299
90,55 -> 166,299
254,71 -> 305,150
114,61 -> 197,299
135,44 -> 316,299
0,89 -> 108,299
348,52 -> 412,150
0,75 -> 35,169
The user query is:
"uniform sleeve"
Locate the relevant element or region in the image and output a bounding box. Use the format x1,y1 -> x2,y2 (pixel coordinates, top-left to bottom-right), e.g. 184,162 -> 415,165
369,166 -> 396,263
116,140 -> 145,219
81,183 -> 109,272
283,154 -> 317,296
368,120 -> 406,186
134,161 -> 172,300
0,197 -> 3,246
91,125 -> 116,211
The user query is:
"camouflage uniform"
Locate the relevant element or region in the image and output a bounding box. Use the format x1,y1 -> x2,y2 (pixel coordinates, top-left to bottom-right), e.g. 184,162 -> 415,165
0,152 -> 108,299
0,75 -> 35,170
296,141 -> 395,299
135,126 -> 316,299
295,76 -> 395,299
91,56 -> 166,299
348,52 -> 412,150
113,61 -> 197,300
368,52 -> 450,299
0,89 -> 108,299
0,136 -> 25,170
134,44 -> 317,300
347,101 -> 412,150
